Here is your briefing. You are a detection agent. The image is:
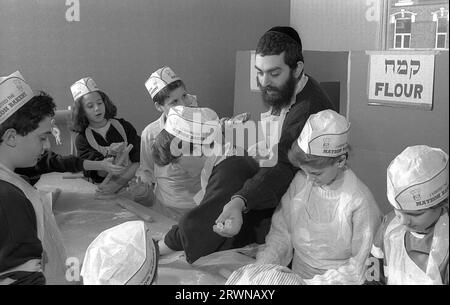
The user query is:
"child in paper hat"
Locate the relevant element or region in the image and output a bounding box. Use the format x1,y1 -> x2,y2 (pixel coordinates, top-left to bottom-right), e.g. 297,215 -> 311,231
81,220 -> 158,285
254,109 -> 381,285
128,67 -> 202,218
131,67 -> 250,215
70,77 -> 141,195
366,145 -> 449,285
136,105 -> 219,221
0,71 -> 124,285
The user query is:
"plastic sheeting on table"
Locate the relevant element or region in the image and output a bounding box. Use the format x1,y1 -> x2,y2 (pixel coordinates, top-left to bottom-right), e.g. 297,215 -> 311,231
35,173 -> 257,285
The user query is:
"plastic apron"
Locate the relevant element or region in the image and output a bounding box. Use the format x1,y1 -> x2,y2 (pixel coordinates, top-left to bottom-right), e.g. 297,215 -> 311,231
290,171 -> 355,279
250,75 -> 308,167
0,162 -> 67,285
384,212 -> 448,285
148,95 -> 201,220
85,119 -> 128,156
153,158 -> 204,221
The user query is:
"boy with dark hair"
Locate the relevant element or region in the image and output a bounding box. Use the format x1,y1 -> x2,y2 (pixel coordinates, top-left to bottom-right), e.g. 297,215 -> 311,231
0,72 -> 123,285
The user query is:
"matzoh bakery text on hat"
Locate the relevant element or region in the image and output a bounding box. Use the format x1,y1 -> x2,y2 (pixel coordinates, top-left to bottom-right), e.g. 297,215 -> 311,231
0,71 -> 34,125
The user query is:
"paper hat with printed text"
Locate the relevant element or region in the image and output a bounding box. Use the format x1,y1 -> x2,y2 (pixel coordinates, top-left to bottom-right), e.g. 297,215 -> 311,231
0,71 -> 34,125
145,66 -> 181,99
165,105 -> 220,145
387,145 -> 449,211
70,77 -> 100,101
226,264 -> 306,285
81,221 -> 158,285
297,109 -> 350,157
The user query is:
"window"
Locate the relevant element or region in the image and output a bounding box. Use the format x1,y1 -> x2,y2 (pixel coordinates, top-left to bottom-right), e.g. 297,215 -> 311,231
394,15 -> 413,48
432,8 -> 449,49
383,0 -> 449,50
391,10 -> 415,49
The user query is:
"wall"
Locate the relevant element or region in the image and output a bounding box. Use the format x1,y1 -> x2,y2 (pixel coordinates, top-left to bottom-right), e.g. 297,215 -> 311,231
0,0 -> 290,135
290,0 -> 384,51
347,50 -> 449,213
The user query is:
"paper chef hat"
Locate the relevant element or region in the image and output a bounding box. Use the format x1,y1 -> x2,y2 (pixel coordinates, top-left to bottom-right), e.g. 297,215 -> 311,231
387,145 -> 449,211
81,221 -> 158,285
226,264 -> 306,285
70,77 -> 100,101
165,105 -> 220,145
0,71 -> 34,125
297,109 -> 350,157
145,66 -> 181,99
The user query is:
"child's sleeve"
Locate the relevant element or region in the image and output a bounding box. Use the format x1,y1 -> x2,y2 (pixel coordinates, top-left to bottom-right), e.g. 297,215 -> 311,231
364,213 -> 393,285
136,127 -> 156,186
119,119 -> 141,163
304,194 -> 382,285
75,133 -> 104,161
75,133 -> 105,182
255,176 -> 298,267
14,151 -> 84,182
0,186 -> 43,277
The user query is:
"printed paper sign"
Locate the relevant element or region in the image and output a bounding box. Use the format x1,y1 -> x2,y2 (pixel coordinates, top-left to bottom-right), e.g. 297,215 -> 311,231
368,53 -> 435,109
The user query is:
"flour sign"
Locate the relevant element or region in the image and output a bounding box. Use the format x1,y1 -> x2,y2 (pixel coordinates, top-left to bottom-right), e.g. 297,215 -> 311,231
368,52 -> 435,109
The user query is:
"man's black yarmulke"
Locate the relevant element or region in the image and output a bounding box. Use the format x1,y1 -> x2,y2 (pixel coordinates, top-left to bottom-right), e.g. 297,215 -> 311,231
267,26 -> 302,49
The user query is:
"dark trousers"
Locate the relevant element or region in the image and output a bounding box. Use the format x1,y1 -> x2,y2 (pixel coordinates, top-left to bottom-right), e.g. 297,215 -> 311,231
164,156 -> 275,264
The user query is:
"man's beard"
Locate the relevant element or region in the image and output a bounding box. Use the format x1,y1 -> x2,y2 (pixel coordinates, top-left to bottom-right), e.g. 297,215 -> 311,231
258,72 -> 297,113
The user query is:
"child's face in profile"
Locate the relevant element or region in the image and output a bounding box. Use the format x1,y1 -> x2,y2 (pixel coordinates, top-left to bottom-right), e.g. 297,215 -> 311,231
16,116 -> 53,168
394,203 -> 445,234
157,87 -> 190,115
81,91 -> 106,124
300,160 -> 341,187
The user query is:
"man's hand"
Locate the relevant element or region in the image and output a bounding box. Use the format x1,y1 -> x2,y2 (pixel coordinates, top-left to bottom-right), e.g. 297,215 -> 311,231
213,197 -> 246,238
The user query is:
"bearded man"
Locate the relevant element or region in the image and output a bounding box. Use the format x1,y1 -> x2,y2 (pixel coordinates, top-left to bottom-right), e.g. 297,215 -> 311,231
215,26 -> 336,240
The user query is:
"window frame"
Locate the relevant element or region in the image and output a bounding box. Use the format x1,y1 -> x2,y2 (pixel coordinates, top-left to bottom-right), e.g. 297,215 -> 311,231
434,12 -> 449,49
394,16 -> 413,48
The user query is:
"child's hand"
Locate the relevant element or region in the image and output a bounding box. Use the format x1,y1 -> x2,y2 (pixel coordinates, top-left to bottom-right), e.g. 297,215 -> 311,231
96,178 -> 126,195
96,182 -> 121,195
108,142 -> 127,156
230,112 -> 251,124
223,112 -> 251,127
100,157 -> 126,175
185,94 -> 198,107
126,176 -> 149,198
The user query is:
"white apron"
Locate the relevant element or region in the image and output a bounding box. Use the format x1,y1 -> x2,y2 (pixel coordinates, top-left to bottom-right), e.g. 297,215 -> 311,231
291,171 -> 355,279
384,212 -> 448,285
0,162 -> 67,285
152,158 -> 203,221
